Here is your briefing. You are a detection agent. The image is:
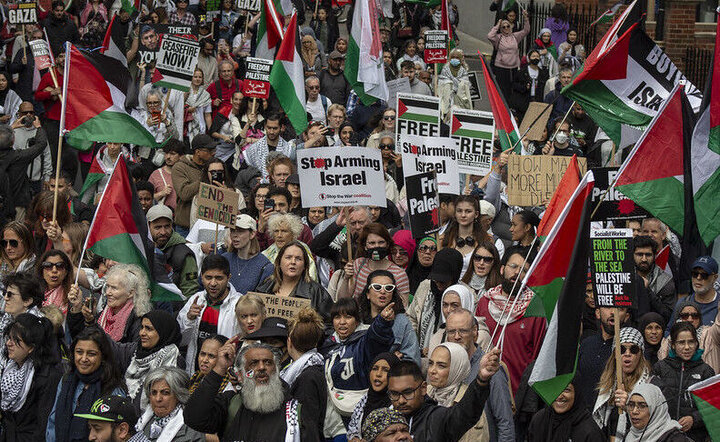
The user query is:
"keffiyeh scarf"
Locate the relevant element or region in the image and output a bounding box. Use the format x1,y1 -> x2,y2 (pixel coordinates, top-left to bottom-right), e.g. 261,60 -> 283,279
280,349 -> 324,387
0,359 -> 34,412
484,284 -> 535,324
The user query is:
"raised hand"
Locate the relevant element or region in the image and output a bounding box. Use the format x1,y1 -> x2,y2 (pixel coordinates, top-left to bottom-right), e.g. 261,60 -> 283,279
187,296 -> 203,320
478,348 -> 501,383
380,302 -> 396,322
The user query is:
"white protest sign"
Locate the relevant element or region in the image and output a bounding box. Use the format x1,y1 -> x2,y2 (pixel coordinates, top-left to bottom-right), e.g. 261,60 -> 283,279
450,108 -> 495,175
396,93 -> 441,152
155,35 -> 200,91
399,134 -> 460,195
237,0 -> 260,11
386,77 -> 411,115
297,147 -> 386,208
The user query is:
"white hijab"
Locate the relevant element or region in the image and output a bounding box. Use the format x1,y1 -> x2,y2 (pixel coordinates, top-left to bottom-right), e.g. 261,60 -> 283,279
622,383 -> 682,442
426,342 -> 470,407
440,284 -> 475,324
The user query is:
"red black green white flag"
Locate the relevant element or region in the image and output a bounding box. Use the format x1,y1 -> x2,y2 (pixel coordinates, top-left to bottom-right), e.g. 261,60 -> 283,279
478,53 -> 521,153
269,12 -> 308,134
690,374 -> 720,441
101,15 -> 127,68
537,155 -> 582,238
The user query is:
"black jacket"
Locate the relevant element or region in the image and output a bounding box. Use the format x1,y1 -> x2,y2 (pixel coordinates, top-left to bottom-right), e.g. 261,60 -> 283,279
290,365 -> 327,441
528,406 -> 605,442
0,363 -> 63,442
511,64 -> 549,115
0,128 -> 48,215
406,380 -> 491,442
8,49 -> 36,104
651,355 -> 714,442
41,14 -> 80,56
256,278 -> 333,322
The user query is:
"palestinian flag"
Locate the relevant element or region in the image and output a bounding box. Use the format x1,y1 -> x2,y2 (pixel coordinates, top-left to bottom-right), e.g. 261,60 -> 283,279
656,244 -> 674,279
397,94 -> 441,124
590,1 -> 624,27
255,0 -> 285,61
537,155 -> 582,238
614,85 -> 688,235
120,0 -> 140,13
78,146 -> 112,202
345,0 -> 389,105
527,171 -> 595,405
450,109 -> 493,139
690,13 -> 720,246
478,54 -> 522,153
269,12 -> 307,134
562,0 -> 702,150
62,45 -> 158,149
690,374 -> 720,441
101,15 -> 127,67
83,156 -> 183,301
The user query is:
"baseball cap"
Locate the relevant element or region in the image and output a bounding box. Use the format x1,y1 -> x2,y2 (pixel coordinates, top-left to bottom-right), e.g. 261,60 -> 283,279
692,256 -> 718,274
74,395 -> 139,428
146,204 -> 173,223
243,317 -> 288,340
234,213 -> 257,231
329,50 -> 344,59
191,133 -> 218,151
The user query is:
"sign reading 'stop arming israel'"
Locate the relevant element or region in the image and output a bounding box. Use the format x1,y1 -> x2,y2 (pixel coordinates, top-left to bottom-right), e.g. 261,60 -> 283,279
400,134 -> 460,195
155,35 -> 200,92
396,93 -> 440,151
450,109 -> 494,176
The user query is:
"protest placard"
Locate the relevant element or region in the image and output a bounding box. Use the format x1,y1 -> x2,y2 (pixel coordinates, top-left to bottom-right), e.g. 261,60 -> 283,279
250,292 -> 311,321
386,77 -> 411,112
196,183 -> 241,228
297,147 -> 386,208
206,0 -> 221,18
591,167 -> 650,223
507,155 -> 587,206
8,2 -> 37,25
519,102 -> 552,142
405,171 -> 440,239
591,228 -> 635,308
29,39 -> 52,70
237,0 -> 260,11
424,30 -> 448,64
396,93 -> 440,150
155,35 -> 200,91
243,57 -> 273,99
450,108 -> 494,176
467,71 -> 481,101
400,134 -> 460,195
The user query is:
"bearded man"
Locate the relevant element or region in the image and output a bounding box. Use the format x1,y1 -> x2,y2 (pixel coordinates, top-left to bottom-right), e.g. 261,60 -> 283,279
184,341 -> 312,440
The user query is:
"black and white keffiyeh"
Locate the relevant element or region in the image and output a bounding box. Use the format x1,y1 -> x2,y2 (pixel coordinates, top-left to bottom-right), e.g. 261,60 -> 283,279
0,359 -> 34,412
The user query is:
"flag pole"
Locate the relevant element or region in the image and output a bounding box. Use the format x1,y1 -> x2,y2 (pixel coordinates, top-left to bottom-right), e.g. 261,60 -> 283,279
43,28 -> 63,102
52,42 -> 71,223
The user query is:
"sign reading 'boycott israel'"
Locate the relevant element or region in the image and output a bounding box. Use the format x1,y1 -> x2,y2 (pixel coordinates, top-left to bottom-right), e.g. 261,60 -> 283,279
400,134 -> 460,195
155,35 -> 200,91
297,147 -> 386,208
243,57 -> 273,99
450,109 -> 495,176
396,93 -> 440,151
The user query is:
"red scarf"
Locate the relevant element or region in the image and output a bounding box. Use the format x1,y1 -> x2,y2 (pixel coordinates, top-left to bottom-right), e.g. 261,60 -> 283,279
97,301 -> 134,342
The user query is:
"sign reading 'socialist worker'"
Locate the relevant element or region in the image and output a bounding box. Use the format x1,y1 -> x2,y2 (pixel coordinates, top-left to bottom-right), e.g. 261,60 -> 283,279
405,171 -> 440,239
8,2 -> 37,24
450,108 -> 495,176
423,30 -> 448,64
297,147 -> 387,208
396,93 -> 440,152
591,228 -> 635,309
155,35 -> 200,91
243,57 -> 273,99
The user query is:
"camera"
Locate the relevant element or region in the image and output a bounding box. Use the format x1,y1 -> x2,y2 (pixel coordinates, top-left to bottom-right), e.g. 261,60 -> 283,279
22,116 -> 34,128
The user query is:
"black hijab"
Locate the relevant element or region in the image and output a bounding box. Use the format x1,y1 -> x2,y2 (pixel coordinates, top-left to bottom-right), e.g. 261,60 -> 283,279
363,352 -> 401,419
530,378 -> 593,442
135,310 -> 181,359
639,312 -> 665,365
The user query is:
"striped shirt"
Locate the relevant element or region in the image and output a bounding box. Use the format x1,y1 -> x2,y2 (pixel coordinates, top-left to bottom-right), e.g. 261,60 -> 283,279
352,258 -> 411,307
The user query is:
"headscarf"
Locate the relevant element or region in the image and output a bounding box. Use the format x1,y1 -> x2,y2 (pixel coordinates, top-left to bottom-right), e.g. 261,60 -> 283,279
426,342 -> 470,407
638,312 -> 665,364
440,284 -> 475,324
363,352 -> 401,418
530,377 -> 595,442
135,310 -> 181,359
418,248 -> 464,349
624,383 -> 682,442
614,327 -> 645,353
392,230 -> 416,269
362,408 -> 408,442
406,236 -> 435,294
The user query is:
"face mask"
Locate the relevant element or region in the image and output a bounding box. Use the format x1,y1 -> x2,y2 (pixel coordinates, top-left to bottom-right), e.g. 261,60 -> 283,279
529,58 -> 540,65
449,59 -> 461,67
554,131 -> 569,145
366,247 -> 389,261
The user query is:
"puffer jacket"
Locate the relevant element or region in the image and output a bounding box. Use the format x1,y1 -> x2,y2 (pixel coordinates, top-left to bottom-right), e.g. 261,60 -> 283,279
651,352 -> 715,442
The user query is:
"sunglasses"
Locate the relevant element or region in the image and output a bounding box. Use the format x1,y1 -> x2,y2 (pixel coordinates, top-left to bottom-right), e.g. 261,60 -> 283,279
680,312 -> 701,320
0,239 -> 19,248
379,143 -> 394,150
42,261 -> 67,271
621,345 -> 641,355
418,245 -> 437,253
391,248 -> 408,257
369,283 -> 396,292
692,270 -> 710,280
473,254 -> 494,263
383,115 -> 396,120
18,110 -> 34,116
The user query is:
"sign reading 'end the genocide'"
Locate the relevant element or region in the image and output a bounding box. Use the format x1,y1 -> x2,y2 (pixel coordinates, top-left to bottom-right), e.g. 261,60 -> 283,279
196,183 -> 241,228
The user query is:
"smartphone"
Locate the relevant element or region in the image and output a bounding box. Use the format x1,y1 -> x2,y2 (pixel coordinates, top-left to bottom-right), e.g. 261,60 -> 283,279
210,170 -> 225,184
151,111 -> 161,124
326,127 -> 335,137
264,198 -> 276,211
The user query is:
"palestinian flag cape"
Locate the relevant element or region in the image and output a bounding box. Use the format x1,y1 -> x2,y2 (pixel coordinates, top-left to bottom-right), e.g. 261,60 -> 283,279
345,0 -> 389,105
690,374 -> 720,441
690,14 -> 720,246
478,54 -> 522,153
101,15 -> 127,67
527,171 -> 595,405
561,0 -> 702,150
269,12 -> 307,134
536,155 -> 581,238
255,0 -> 285,61
62,45 -> 158,150
83,156 -> 183,301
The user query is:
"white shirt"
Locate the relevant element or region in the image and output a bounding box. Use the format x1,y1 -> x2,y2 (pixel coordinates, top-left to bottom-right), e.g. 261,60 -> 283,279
306,95 -> 332,124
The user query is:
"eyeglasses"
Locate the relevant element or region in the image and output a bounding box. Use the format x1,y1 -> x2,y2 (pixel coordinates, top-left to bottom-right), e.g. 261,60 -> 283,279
473,254 -> 494,263
391,248 -> 408,257
1,239 -> 19,248
418,245 -> 437,253
3,289 -> 19,298
626,401 -> 649,411
370,283 -> 396,292
383,115 -> 396,121
41,261 -> 67,271
307,85 -> 320,90
680,312 -> 701,320
18,110 -> 34,116
388,383 -> 422,401
692,270 -> 711,280
379,143 -> 394,150
621,344 -> 641,355
146,101 -> 161,106
502,25 -> 511,29
446,328 -> 472,337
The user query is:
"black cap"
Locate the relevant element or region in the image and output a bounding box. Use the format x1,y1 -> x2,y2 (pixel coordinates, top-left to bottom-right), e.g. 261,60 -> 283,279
191,133 -> 218,151
243,317 -> 289,340
286,173 -> 300,185
74,395 -> 139,427
428,248 -> 464,283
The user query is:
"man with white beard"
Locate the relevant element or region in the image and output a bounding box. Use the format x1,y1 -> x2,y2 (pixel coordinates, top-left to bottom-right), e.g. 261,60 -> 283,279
184,341 -> 314,440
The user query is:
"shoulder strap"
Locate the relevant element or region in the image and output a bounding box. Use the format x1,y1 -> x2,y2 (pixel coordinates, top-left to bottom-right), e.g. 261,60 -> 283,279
499,361 -> 516,413
215,80 -> 222,100
321,95 -> 328,113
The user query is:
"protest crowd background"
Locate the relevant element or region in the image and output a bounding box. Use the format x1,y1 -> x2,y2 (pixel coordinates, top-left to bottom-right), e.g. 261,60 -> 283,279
0,0 -> 718,440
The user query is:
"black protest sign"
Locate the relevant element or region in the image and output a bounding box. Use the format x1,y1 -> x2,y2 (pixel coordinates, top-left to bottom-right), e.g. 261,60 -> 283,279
137,24 -> 198,65
8,2 -> 38,25
243,57 -> 273,99
591,167 -> 650,223
405,171 -> 440,239
467,71 -> 481,101
591,228 -> 635,308
237,0 -> 261,11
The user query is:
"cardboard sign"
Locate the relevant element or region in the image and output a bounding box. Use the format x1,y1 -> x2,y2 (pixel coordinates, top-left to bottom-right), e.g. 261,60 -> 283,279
396,93 -> 440,152
591,228 -> 635,308
297,147 -> 387,208
519,102 -> 553,142
400,134 -> 460,195
155,35 -> 200,91
423,30 -> 448,64
8,2 -> 37,25
405,171 -> 440,239
196,183 -> 241,228
467,71 -> 481,101
29,39 -> 51,70
450,108 -> 494,176
243,57 -> 273,99
237,0 -> 260,11
250,292 -> 311,321
386,77 -> 411,113
507,155 -> 587,206
591,167 -> 650,223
